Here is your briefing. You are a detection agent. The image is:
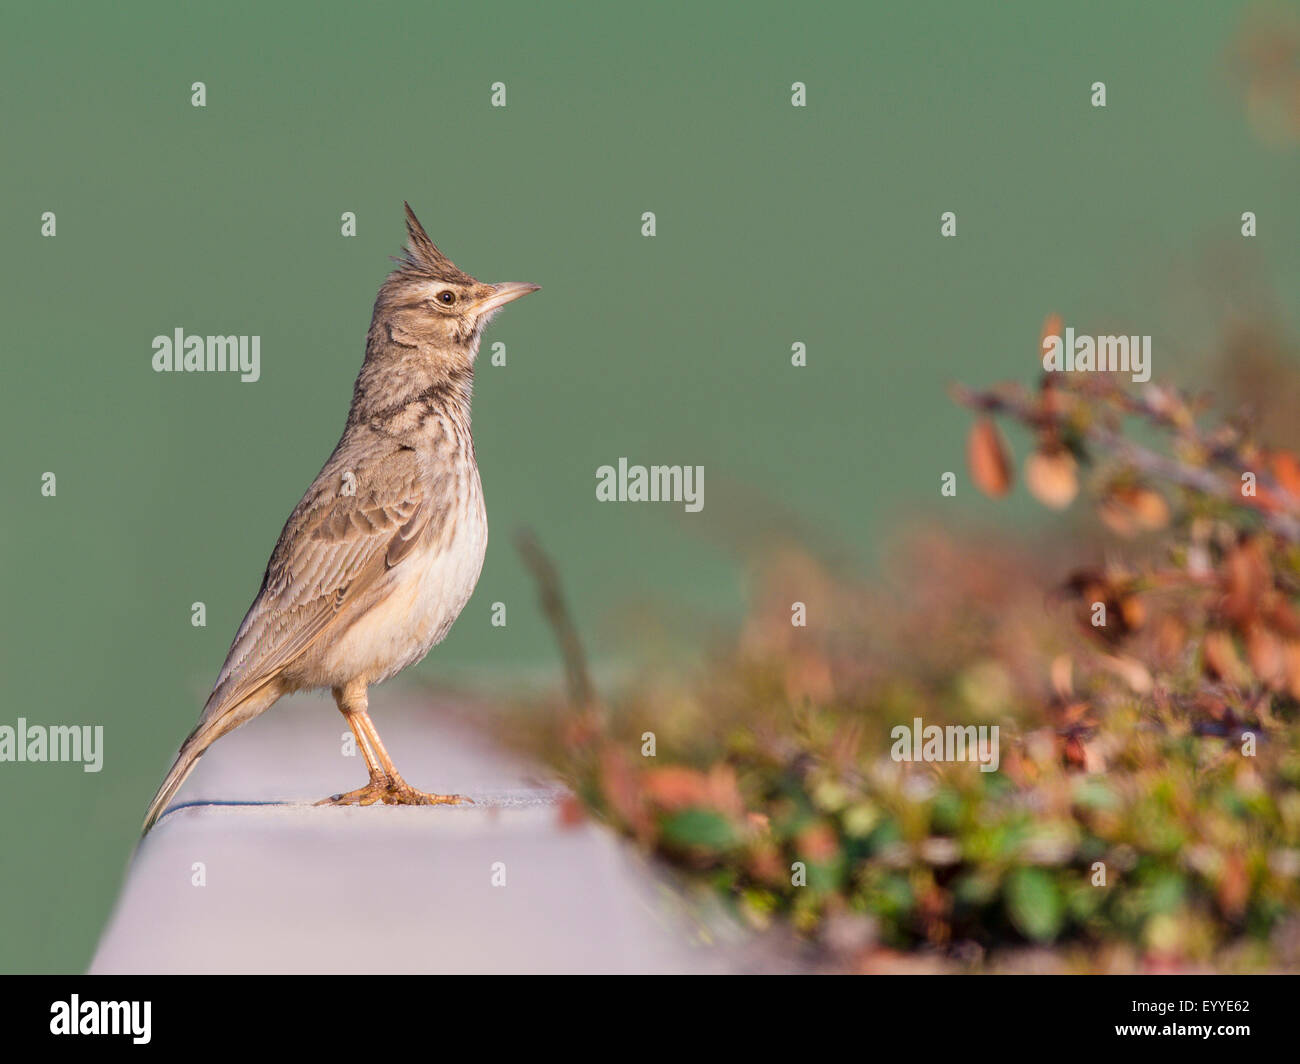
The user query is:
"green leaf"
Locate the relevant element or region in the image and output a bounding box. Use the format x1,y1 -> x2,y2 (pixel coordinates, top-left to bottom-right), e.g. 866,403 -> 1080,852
1072,778 -> 1119,810
659,808 -> 737,851
1006,868 -> 1064,942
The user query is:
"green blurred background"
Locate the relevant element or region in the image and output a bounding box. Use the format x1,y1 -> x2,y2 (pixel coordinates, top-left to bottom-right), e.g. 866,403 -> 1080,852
1,1 -> 1296,971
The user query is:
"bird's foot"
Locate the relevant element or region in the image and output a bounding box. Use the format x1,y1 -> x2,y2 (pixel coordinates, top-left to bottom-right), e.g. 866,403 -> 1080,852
315,778 -> 390,807
383,776 -> 474,806
316,775 -> 473,808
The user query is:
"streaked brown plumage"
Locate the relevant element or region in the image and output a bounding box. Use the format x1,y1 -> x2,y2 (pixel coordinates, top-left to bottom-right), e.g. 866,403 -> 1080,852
142,204 -> 539,833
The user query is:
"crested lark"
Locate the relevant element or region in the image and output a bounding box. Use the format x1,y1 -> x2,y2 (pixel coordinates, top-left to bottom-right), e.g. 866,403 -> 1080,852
143,204 -> 539,832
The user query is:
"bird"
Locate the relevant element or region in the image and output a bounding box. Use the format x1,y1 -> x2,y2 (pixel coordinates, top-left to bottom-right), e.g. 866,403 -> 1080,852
142,203 -> 540,833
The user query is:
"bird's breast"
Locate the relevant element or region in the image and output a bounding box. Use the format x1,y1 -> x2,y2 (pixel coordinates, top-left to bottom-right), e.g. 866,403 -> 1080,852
408,471 -> 488,645
316,466 -> 487,688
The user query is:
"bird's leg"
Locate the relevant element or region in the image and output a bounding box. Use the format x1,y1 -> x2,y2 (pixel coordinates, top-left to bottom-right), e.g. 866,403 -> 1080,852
353,708 -> 473,806
315,683 -> 392,806
316,681 -> 472,807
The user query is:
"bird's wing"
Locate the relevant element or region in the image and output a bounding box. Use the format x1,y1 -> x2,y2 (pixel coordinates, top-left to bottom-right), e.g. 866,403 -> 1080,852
200,442 -> 432,721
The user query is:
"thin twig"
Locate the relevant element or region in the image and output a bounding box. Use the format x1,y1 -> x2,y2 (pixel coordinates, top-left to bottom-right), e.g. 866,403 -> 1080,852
514,529 -> 598,710
951,383 -> 1300,542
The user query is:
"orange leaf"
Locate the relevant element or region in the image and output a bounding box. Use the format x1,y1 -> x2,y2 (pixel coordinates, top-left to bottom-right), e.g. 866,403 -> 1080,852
1025,449 -> 1078,509
968,418 -> 1013,498
1272,450 -> 1300,502
1221,538 -> 1271,627
1216,853 -> 1249,921
1099,486 -> 1170,537
795,821 -> 840,862
1284,640 -> 1300,700
1203,630 -> 1250,686
557,793 -> 587,828
599,747 -> 649,836
641,765 -> 711,811
1247,625 -> 1286,688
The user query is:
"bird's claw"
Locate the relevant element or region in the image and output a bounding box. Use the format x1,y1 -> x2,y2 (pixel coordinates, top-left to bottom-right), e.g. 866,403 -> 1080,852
315,777 -> 472,808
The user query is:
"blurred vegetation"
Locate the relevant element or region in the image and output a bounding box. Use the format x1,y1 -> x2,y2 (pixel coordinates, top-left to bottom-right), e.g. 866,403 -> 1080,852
502,320 -> 1300,973
490,11 -> 1300,973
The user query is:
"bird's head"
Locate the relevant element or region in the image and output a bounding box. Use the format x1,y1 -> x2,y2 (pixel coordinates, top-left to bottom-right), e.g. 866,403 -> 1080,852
370,203 -> 540,370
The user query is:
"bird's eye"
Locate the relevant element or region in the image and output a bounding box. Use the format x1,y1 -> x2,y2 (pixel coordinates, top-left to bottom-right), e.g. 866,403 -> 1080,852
437,290 -> 457,305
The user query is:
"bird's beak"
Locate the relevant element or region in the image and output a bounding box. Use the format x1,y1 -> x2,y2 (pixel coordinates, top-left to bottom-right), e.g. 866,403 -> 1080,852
475,281 -> 541,316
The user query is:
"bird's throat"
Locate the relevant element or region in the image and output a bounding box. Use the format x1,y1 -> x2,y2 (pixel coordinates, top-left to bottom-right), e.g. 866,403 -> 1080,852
348,343 -> 475,432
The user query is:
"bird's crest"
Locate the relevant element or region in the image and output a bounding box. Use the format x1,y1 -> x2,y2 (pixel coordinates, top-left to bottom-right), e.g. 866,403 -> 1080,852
394,202 -> 476,285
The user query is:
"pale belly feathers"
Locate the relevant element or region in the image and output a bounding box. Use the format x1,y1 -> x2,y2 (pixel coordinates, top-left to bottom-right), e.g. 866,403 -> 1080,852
312,485 -> 487,689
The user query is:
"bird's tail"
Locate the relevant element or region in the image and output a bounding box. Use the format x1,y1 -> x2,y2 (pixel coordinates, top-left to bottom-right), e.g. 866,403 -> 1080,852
141,734 -> 207,836
141,685 -> 279,834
